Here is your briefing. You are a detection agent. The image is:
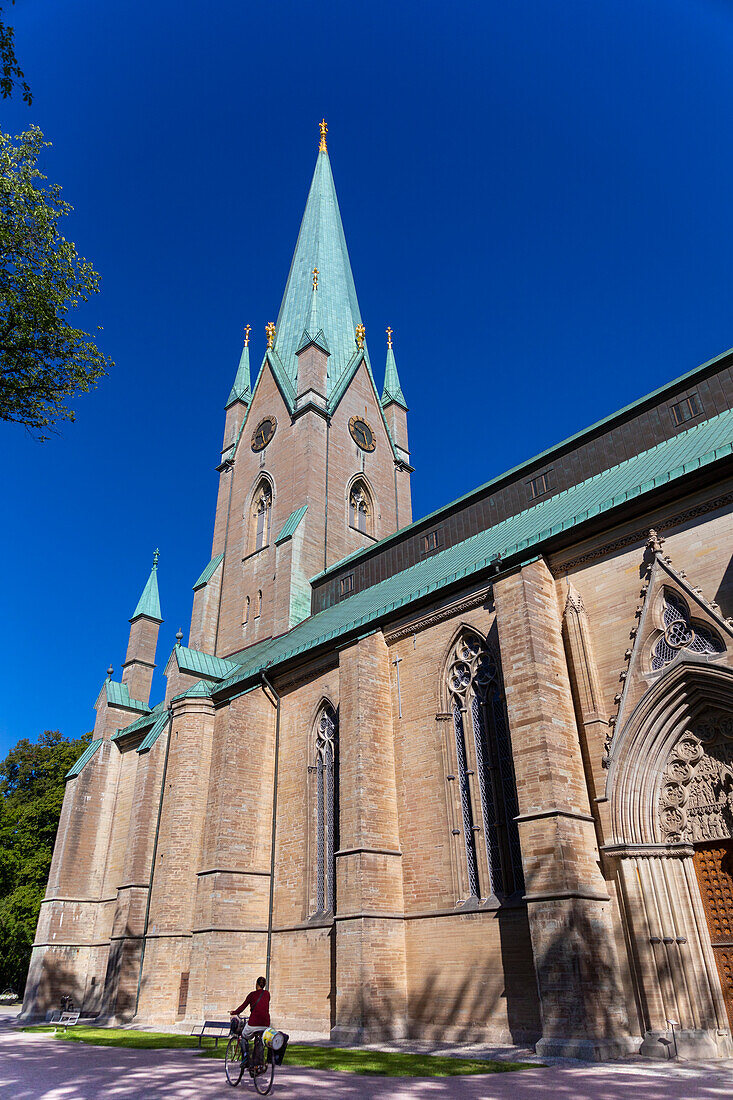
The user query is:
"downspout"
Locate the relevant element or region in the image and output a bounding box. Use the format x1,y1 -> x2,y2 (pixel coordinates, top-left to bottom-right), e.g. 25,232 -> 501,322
134,705 -> 174,1018
261,671 -> 281,988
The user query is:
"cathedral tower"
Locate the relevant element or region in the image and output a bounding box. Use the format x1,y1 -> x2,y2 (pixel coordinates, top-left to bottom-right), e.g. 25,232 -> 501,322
191,122 -> 412,656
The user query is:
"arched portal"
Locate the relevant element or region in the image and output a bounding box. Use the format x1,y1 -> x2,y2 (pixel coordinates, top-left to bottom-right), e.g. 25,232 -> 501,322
606,663 -> 733,1057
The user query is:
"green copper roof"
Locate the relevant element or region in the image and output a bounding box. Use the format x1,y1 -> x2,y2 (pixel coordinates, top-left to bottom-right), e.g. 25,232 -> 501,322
215,407 -> 733,698
193,553 -> 224,591
381,346 -> 407,408
226,341 -> 252,407
173,678 -> 214,701
105,680 -> 150,713
138,705 -> 170,754
314,348 -> 733,583
131,552 -> 162,622
275,504 -> 308,545
65,738 -> 103,780
110,703 -> 160,742
272,149 -> 366,397
175,645 -> 237,681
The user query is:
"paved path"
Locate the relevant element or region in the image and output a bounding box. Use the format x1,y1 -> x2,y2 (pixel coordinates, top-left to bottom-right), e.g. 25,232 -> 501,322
3,1022 -> 733,1099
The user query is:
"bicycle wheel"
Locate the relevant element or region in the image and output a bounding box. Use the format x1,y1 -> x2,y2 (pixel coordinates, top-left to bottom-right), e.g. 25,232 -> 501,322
252,1049 -> 275,1095
225,1036 -> 244,1086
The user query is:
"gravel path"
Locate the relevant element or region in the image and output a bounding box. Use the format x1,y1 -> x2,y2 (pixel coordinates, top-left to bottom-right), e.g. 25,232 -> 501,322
3,1019 -> 733,1099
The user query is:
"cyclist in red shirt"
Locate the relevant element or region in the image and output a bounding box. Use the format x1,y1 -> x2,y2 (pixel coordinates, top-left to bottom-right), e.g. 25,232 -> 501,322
230,975 -> 270,1044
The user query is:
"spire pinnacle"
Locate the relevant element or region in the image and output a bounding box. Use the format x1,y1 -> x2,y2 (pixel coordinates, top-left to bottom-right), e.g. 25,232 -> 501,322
226,327 -> 252,406
381,327 -> 407,409
265,321 -> 276,349
319,118 -> 328,153
355,322 -> 365,350
131,552 -> 163,623
312,267 -> 319,290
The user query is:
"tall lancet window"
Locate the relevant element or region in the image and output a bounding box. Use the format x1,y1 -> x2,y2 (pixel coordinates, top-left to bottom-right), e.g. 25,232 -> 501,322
253,481 -> 272,551
314,703 -> 338,914
348,481 -> 371,535
446,632 -> 524,902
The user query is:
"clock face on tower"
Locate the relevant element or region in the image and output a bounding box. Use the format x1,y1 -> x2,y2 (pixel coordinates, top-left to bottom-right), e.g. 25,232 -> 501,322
349,416 -> 376,452
251,416 -> 277,452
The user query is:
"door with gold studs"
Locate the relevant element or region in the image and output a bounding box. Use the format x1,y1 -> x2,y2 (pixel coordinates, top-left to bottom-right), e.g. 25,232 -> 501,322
693,841 -> 733,1028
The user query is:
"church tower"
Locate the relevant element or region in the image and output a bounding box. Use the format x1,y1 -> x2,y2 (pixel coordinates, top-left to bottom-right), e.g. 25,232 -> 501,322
193,121 -> 412,656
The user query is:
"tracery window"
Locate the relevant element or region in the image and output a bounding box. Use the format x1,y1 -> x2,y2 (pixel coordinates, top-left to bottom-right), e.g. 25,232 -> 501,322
348,481 -> 371,535
253,481 -> 272,551
446,632 -> 524,901
314,703 -> 338,914
651,589 -> 725,671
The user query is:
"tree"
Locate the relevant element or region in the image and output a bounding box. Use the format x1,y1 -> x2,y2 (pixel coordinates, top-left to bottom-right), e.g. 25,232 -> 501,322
0,125 -> 112,438
0,2 -> 31,104
0,729 -> 91,994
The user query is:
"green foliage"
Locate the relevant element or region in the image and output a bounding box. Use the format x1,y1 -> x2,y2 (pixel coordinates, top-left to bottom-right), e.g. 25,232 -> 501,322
0,730 -> 91,993
0,125 -> 113,438
0,2 -> 31,104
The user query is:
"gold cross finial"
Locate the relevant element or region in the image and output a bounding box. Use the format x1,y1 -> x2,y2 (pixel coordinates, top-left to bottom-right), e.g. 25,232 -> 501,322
265,321 -> 276,349
244,323 -> 251,347
319,118 -> 328,152
386,326 -> 393,349
312,267 -> 319,290
355,322 -> 365,350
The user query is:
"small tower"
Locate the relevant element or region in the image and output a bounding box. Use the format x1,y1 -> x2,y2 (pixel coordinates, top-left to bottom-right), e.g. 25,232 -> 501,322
121,550 -> 163,705
222,325 -> 252,458
381,328 -> 411,525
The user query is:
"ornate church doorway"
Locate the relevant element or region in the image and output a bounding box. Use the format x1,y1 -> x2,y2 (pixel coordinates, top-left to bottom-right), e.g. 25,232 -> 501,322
693,840 -> 733,1028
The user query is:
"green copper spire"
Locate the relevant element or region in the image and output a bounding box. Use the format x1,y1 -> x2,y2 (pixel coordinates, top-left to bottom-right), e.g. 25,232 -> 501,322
381,327 -> 407,408
272,123 -> 364,394
131,549 -> 163,623
226,325 -> 252,407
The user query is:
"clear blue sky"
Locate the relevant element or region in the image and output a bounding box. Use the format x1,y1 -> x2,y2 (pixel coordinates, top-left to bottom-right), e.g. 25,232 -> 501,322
2,0 -> 733,755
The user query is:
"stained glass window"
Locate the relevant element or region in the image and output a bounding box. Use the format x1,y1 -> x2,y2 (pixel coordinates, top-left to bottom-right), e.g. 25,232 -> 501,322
315,704 -> 338,914
446,632 -> 524,901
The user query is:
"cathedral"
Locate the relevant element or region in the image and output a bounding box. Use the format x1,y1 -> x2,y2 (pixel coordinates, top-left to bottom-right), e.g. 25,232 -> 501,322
22,122 -> 733,1061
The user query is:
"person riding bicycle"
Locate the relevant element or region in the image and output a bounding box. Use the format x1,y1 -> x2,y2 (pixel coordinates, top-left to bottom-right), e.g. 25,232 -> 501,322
230,975 -> 270,1052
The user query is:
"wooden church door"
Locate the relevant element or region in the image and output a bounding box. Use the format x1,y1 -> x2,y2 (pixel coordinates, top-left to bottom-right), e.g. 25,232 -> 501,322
693,840 -> 733,1028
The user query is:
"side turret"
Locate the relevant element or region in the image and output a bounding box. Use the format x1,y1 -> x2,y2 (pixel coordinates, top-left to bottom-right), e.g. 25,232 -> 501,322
121,550 -> 163,706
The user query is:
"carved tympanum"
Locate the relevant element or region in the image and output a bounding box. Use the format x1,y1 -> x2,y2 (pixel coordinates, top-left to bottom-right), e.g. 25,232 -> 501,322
659,717 -> 733,843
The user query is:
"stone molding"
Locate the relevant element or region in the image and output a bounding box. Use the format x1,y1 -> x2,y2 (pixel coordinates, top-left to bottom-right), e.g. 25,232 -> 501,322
550,490 -> 733,575
384,586 -> 492,643
602,843 -> 695,860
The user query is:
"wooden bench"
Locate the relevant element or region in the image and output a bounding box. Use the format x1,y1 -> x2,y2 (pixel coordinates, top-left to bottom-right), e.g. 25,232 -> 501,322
191,1020 -> 231,1048
54,1011 -> 81,1033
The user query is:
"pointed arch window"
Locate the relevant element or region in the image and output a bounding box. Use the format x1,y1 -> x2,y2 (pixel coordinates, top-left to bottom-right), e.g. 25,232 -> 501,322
348,481 -> 372,536
314,703 -> 338,914
243,596 -> 250,625
252,482 -> 272,551
446,632 -> 524,902
255,590 -> 262,618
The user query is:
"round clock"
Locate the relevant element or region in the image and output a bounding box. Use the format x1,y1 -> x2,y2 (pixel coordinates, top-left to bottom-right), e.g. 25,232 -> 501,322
251,416 -> 277,452
349,415 -> 376,452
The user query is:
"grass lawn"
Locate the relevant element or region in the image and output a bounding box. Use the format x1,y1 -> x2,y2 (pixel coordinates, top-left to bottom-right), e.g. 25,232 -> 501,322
23,1026 -> 536,1076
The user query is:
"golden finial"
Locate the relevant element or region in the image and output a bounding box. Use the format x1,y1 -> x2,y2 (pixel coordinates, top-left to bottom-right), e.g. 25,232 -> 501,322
265,322 -> 276,349
244,323 -> 251,347
386,326 -> 393,349
312,267 -> 319,290
319,118 -> 328,153
355,322 -> 365,350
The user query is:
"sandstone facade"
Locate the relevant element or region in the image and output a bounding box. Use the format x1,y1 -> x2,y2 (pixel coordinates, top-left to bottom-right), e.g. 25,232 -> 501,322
23,131 -> 733,1060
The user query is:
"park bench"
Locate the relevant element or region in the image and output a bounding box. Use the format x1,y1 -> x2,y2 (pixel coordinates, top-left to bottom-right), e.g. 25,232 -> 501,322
191,1019 -> 231,1048
54,1011 -> 80,1033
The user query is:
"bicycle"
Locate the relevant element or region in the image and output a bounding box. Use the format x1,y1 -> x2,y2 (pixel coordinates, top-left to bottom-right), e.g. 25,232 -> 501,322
225,1020 -> 275,1094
